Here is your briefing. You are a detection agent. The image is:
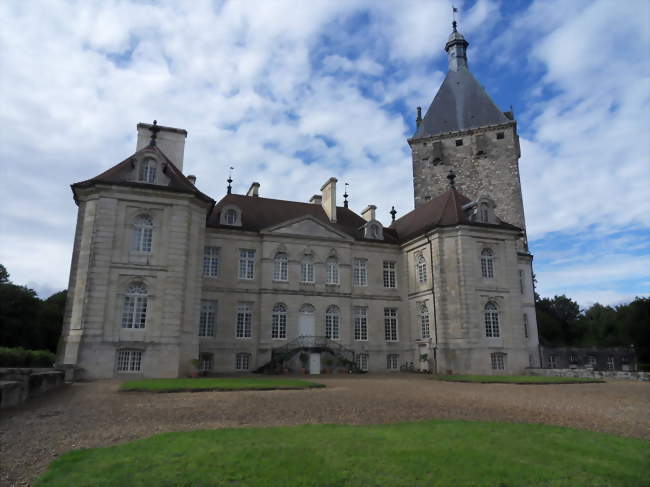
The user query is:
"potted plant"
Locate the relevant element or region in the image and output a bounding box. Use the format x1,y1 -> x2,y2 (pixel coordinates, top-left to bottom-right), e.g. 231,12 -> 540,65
299,352 -> 309,375
190,359 -> 201,378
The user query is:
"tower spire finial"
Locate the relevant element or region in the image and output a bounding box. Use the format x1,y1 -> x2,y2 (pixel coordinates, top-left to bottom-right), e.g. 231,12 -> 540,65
445,7 -> 468,72
149,120 -> 160,147
227,166 -> 234,194
343,183 -> 349,208
390,206 -> 397,222
447,169 -> 456,188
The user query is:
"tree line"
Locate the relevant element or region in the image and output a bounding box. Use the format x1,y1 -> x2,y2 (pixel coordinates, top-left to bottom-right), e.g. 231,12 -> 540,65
0,263 -> 648,364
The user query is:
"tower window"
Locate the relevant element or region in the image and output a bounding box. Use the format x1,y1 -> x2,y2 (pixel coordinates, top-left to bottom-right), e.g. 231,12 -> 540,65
496,132 -> 505,140
455,139 -> 463,146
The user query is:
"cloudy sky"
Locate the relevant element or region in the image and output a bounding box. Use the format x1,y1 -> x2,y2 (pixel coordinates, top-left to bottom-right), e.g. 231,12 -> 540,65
1,0 -> 648,307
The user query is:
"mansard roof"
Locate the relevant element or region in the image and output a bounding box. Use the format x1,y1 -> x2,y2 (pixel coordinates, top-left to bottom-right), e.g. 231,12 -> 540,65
391,187 -> 520,242
71,145 -> 214,205
208,193 -> 400,244
412,68 -> 510,139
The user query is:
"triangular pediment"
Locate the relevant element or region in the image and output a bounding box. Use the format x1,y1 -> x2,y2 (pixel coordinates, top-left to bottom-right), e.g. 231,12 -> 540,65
262,215 -> 352,241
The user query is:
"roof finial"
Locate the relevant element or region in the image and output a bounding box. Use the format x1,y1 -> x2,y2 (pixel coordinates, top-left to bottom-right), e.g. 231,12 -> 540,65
343,183 -> 349,208
227,166 -> 234,194
447,169 -> 456,188
390,206 -> 397,222
416,106 -> 422,127
149,120 -> 160,146
452,4 -> 458,28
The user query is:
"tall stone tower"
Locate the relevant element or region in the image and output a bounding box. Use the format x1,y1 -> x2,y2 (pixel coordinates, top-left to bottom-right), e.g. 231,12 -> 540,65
409,22 -> 527,237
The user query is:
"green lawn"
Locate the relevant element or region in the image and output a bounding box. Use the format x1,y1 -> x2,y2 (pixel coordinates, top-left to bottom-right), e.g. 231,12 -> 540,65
435,374 -> 604,384
35,421 -> 649,487
119,377 -> 324,392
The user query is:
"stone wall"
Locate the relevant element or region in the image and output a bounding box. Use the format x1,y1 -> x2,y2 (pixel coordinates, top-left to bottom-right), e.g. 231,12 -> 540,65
528,368 -> 650,381
0,368 -> 65,409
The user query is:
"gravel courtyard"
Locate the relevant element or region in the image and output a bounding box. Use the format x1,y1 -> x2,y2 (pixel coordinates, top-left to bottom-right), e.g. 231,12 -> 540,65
1,374 -> 649,486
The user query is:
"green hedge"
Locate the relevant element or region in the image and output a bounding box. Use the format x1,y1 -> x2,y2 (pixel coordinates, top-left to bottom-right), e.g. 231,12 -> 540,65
0,347 -> 56,367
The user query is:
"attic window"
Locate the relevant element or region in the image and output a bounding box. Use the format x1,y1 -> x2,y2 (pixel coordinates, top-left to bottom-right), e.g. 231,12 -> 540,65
220,205 -> 242,227
455,139 -> 463,146
424,195 -> 431,201
225,209 -> 238,225
496,132 -> 505,140
139,158 -> 156,183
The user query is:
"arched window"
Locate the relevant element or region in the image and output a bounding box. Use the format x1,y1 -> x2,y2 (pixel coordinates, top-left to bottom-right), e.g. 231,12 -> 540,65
139,158 -> 156,183
481,248 -> 494,279
326,258 -> 339,285
484,302 -> 500,338
301,255 -> 314,283
132,214 -> 153,252
225,208 -> 238,225
273,253 -> 288,281
416,255 -> 427,283
121,282 -> 148,329
325,305 -> 340,340
272,303 -> 287,339
479,203 -> 489,223
420,303 -> 430,339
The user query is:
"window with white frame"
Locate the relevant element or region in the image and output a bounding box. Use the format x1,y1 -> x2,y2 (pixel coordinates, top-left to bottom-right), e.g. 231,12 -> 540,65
519,269 -> 525,294
326,258 -> 339,285
121,283 -> 148,329
491,352 -> 506,370
203,247 -> 220,278
387,353 -> 399,370
353,258 -> 368,286
325,305 -> 340,340
588,355 -> 597,368
116,349 -> 143,372
132,214 -> 153,252
353,306 -> 368,341
236,303 -> 252,338
199,300 -> 216,337
416,254 -> 427,283
356,353 -> 368,371
484,302 -> 500,338
420,303 -> 431,339
200,353 -> 213,371
384,308 -> 398,341
271,303 -> 287,339
225,208 -> 238,225
273,253 -> 288,281
236,353 -> 251,370
383,261 -> 396,288
301,255 -> 315,283
547,355 -> 558,368
481,248 -> 494,279
523,314 -> 529,339
607,356 -> 615,370
138,158 -> 156,183
239,249 -> 255,280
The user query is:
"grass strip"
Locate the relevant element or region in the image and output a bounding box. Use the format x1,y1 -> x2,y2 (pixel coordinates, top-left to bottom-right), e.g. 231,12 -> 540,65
35,420 -> 649,487
435,374 -> 605,384
119,377 -> 325,393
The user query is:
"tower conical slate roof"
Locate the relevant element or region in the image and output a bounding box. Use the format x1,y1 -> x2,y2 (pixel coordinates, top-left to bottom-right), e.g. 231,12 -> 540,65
413,23 -> 509,138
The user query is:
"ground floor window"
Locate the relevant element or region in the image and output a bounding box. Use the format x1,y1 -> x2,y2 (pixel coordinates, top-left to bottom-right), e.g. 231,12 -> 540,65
386,353 -> 399,370
356,353 -> 368,371
116,349 -> 142,372
607,356 -> 615,370
547,355 -> 558,368
200,353 -> 213,371
236,353 -> 251,371
587,355 -> 597,368
490,352 -> 506,371
529,353 -> 534,367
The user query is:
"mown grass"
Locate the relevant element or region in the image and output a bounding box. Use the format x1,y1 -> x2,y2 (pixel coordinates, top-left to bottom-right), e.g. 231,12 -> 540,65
35,420 -> 649,487
119,377 -> 324,393
435,374 -> 604,384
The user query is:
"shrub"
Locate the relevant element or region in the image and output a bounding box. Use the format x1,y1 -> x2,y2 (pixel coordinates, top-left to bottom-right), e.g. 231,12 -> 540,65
0,347 -> 56,367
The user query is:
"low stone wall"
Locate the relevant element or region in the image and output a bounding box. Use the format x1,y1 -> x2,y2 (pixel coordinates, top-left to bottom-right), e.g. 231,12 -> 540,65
528,368 -> 650,382
0,368 -> 66,409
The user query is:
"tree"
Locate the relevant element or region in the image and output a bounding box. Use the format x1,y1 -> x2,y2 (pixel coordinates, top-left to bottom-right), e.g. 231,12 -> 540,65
0,264 -> 9,283
535,294 -> 582,346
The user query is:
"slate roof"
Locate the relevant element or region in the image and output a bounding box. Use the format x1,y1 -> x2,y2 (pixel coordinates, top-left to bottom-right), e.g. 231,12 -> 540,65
71,145 -> 214,205
413,68 -> 510,138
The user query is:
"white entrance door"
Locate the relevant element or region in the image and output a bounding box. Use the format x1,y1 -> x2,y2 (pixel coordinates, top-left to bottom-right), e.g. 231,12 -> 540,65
309,352 -> 321,375
298,310 -> 315,336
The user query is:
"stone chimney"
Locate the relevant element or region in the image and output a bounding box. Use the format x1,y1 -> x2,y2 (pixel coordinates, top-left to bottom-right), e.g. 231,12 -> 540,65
246,182 -> 260,197
187,175 -> 197,185
361,205 -> 377,222
320,177 -> 337,223
309,195 -> 322,205
136,123 -> 187,171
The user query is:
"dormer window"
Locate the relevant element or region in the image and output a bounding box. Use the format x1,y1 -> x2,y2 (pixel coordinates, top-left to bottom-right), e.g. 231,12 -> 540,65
364,221 -> 383,240
225,209 -> 237,225
480,203 -> 489,223
139,158 -> 156,183
220,205 -> 242,227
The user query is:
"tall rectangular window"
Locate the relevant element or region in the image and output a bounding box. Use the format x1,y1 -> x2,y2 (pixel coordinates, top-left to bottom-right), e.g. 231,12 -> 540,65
199,300 -> 216,337
116,350 -> 143,372
203,247 -> 220,277
353,258 -> 368,286
607,356 -> 615,371
384,308 -> 398,341
326,259 -> 339,284
523,314 -> 529,339
239,249 -> 256,280
491,352 -> 506,370
386,354 -> 399,370
356,353 -> 369,371
353,306 -> 368,341
519,269 -> 525,294
420,309 -> 430,339
383,261 -> 396,288
301,256 -> 315,283
236,303 -> 252,338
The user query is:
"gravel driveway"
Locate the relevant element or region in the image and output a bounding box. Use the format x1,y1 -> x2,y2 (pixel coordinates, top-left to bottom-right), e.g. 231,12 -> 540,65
1,374 -> 648,486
